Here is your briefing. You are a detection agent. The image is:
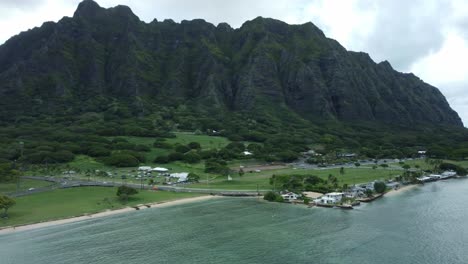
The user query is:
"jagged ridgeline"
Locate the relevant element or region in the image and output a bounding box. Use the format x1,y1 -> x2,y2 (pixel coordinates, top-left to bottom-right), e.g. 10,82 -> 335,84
0,0 -> 465,141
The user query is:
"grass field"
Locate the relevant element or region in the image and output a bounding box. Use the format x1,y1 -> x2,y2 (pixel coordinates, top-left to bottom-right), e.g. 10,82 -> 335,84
0,187 -> 203,228
187,167 -> 403,190
118,132 -> 231,164
0,179 -> 55,195
55,133 -> 232,178
404,159 -> 468,170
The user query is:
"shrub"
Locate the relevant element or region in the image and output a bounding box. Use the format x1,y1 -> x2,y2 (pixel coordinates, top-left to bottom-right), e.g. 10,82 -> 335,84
373,181 -> 386,193
51,150 -> 75,163
104,154 -> 139,167
168,152 -> 184,161
188,142 -> 201,150
187,173 -> 200,182
277,151 -> 299,162
183,152 -> 201,163
175,144 -> 190,154
154,155 -> 170,164
263,191 -> 278,202
134,144 -> 151,152
153,141 -> 173,149
116,185 -> 138,203
88,146 -> 111,157
204,159 -> 230,175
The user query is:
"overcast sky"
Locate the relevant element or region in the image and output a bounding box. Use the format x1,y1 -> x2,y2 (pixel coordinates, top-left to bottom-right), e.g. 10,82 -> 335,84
1,0 -> 467,126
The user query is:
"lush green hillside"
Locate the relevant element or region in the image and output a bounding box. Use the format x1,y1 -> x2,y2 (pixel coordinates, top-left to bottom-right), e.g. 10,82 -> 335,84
0,0 -> 462,127
0,0 -> 467,183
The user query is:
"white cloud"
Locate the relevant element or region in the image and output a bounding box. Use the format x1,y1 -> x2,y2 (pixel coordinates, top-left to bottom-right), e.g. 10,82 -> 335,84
0,0 -> 79,44
411,33 -> 468,85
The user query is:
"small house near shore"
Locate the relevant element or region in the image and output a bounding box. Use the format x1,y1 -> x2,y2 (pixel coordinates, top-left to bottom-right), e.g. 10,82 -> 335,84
281,192 -> 299,202
314,192 -> 344,204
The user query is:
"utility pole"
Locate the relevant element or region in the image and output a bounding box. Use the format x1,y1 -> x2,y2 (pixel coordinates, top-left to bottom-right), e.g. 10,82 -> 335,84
140,173 -> 144,190
18,142 -> 24,191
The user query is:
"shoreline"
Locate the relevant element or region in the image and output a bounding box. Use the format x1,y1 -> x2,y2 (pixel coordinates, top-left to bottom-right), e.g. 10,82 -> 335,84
0,195 -> 218,235
385,184 -> 419,197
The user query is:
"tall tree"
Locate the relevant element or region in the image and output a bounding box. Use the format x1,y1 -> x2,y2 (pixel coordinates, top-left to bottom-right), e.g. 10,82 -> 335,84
0,195 -> 16,218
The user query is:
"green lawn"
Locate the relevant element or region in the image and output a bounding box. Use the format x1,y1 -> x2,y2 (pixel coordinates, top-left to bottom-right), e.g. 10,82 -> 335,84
67,155 -> 113,171
186,167 -> 403,190
166,132 -> 230,149
0,179 -> 55,195
404,159 -> 468,170
0,187 -> 203,228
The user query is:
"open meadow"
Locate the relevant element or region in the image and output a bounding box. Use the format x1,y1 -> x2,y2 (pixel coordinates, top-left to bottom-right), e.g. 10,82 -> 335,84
0,187 -> 202,228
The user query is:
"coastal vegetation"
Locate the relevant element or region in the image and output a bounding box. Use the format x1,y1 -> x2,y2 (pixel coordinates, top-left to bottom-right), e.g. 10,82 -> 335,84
0,195 -> 15,218
116,185 -> 138,203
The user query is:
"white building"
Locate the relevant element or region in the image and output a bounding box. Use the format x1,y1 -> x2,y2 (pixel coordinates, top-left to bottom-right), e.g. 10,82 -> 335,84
138,166 -> 152,172
364,181 -> 376,191
152,167 -> 169,172
243,151 -> 253,156
170,172 -> 189,183
441,171 -> 457,178
281,192 -> 299,202
314,192 -> 344,204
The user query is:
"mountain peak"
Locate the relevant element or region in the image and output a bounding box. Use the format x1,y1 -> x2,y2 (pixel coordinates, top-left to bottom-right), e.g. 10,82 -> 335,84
73,0 -> 103,18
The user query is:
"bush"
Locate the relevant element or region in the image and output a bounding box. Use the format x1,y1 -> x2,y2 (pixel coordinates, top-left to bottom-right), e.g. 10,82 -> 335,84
154,155 -> 170,164
117,185 -> 138,196
88,146 -> 111,157
277,151 -> 299,162
113,142 -> 136,150
175,144 -> 190,154
439,163 -> 467,175
134,144 -> 151,152
199,149 -> 218,159
373,181 -> 386,193
50,150 -> 75,163
117,151 -> 146,163
153,141 -> 173,149
204,159 -> 230,175
104,154 -> 139,167
168,152 -> 184,161
116,185 -> 138,203
263,191 -> 278,202
183,152 -> 201,163
187,172 -> 200,182
188,142 -> 201,150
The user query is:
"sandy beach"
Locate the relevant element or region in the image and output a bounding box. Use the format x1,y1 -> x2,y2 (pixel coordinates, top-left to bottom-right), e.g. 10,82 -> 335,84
385,184 -> 419,197
0,195 -> 218,235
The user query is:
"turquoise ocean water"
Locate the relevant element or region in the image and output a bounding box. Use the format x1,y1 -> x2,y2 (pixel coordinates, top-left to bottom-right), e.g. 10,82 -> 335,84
1,179 -> 468,263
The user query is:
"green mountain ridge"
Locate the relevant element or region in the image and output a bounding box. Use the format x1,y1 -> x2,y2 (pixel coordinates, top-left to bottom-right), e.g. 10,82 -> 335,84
0,0 -> 462,127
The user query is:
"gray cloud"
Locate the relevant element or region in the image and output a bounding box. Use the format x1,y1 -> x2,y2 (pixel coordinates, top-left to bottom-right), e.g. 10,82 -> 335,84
363,0 -> 451,71
99,0 -> 308,27
0,0 -> 46,10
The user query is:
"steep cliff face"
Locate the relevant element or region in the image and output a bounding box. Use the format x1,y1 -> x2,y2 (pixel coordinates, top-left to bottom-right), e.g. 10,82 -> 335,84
0,0 -> 462,126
